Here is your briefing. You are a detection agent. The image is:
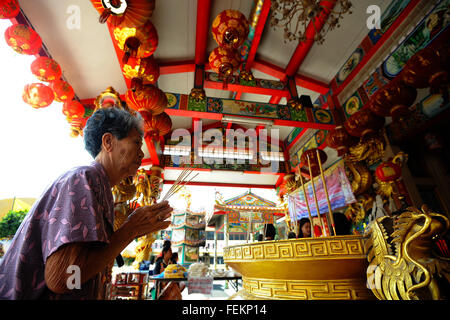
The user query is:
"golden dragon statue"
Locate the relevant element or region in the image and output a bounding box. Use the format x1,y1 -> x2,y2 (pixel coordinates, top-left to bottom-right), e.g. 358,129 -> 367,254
132,168 -> 162,269
365,205 -> 450,300
112,176 -> 137,231
346,135 -> 385,166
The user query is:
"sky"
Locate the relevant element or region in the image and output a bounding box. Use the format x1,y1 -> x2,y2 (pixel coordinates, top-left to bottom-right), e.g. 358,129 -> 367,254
0,19 -> 278,207
0,19 -> 96,199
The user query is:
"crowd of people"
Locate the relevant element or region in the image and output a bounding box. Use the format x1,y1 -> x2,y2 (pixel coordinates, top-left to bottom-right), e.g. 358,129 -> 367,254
262,212 -> 352,240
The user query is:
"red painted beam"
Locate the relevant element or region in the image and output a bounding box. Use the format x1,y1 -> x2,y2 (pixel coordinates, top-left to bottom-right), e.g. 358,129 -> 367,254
245,0 -> 272,70
252,59 -> 285,79
144,136 -> 160,166
284,0 -> 337,77
273,119 -> 335,130
105,22 -> 131,88
204,79 -> 290,97
295,74 -> 329,95
253,59 -> 329,94
165,108 -> 223,121
165,107 -> 336,130
332,0 -> 422,100
195,0 -> 212,65
158,60 -> 195,74
269,96 -> 282,104
268,0 -> 336,102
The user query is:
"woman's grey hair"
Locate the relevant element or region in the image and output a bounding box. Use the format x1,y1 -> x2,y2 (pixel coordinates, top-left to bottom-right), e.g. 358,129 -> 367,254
83,107 -> 144,158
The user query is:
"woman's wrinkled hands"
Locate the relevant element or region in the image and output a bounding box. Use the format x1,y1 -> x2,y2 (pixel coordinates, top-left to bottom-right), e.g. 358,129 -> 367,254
124,201 -> 173,239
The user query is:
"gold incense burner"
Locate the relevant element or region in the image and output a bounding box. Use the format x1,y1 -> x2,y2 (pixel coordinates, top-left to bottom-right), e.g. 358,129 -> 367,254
224,235 -> 375,300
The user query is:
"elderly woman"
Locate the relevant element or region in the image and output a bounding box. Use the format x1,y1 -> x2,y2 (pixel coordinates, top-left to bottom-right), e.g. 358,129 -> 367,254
0,107 -> 172,299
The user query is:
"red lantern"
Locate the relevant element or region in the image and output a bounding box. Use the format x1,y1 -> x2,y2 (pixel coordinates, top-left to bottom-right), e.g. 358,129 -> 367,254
50,80 -> 75,102
400,42 -> 449,93
299,148 -> 327,178
123,56 -> 160,90
141,111 -> 172,138
325,125 -> 357,156
369,80 -> 417,120
0,0 -> 20,19
63,100 -> 85,120
113,20 -> 158,63
344,108 -> 385,138
31,57 -> 62,82
69,117 -> 88,138
4,24 -> 42,55
211,10 -> 249,49
125,84 -> 167,115
22,83 -> 54,109
90,0 -> 155,27
208,46 -> 241,78
375,161 -> 402,183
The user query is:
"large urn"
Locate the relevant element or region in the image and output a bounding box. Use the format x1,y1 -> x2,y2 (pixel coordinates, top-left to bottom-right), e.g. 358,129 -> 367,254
224,235 -> 374,300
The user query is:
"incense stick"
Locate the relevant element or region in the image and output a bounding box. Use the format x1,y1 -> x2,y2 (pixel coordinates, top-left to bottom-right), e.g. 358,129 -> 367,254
317,149 -> 336,236
164,172 -> 199,201
161,166 -> 193,201
161,167 -> 198,202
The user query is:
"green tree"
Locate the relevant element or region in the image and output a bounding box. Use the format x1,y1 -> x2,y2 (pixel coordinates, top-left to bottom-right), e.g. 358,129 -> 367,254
0,210 -> 28,239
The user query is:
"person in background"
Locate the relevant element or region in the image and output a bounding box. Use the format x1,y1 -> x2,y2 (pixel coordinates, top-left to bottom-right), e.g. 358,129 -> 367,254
153,246 -> 172,275
170,252 -> 179,265
332,212 -> 352,235
297,218 -> 311,238
152,246 -> 183,300
257,234 -> 264,241
0,107 -> 172,300
156,239 -> 172,259
264,224 -> 276,240
287,231 -> 297,239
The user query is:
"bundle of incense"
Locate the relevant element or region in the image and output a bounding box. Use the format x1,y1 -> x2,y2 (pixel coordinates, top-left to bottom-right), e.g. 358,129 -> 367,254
160,166 -> 198,202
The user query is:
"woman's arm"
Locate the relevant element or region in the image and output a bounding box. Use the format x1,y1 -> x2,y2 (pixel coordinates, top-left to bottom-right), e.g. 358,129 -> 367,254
45,202 -> 172,294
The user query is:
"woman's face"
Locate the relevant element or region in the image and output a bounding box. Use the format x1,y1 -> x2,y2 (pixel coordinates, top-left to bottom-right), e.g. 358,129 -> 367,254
113,128 -> 144,179
301,222 -> 311,237
164,248 -> 172,261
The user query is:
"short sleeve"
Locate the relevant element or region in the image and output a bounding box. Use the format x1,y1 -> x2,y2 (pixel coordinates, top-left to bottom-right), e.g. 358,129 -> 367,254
41,168 -> 112,262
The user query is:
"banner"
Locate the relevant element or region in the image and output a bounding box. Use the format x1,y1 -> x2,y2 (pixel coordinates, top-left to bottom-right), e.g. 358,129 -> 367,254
288,160 -> 355,221
227,211 -> 274,224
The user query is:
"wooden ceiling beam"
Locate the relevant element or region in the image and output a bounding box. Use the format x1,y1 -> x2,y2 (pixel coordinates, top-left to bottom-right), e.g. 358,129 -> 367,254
244,0 -> 272,71
253,59 -> 329,94
144,136 -> 160,166
284,1 -> 338,77
268,0 -> 337,102
194,0 -> 212,66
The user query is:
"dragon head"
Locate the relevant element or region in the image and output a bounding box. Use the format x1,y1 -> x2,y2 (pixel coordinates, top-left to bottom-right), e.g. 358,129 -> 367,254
391,205 -> 449,259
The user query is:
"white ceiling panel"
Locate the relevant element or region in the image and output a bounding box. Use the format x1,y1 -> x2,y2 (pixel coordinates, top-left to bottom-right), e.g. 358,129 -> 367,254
163,168 -> 280,186
18,0 -> 127,99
